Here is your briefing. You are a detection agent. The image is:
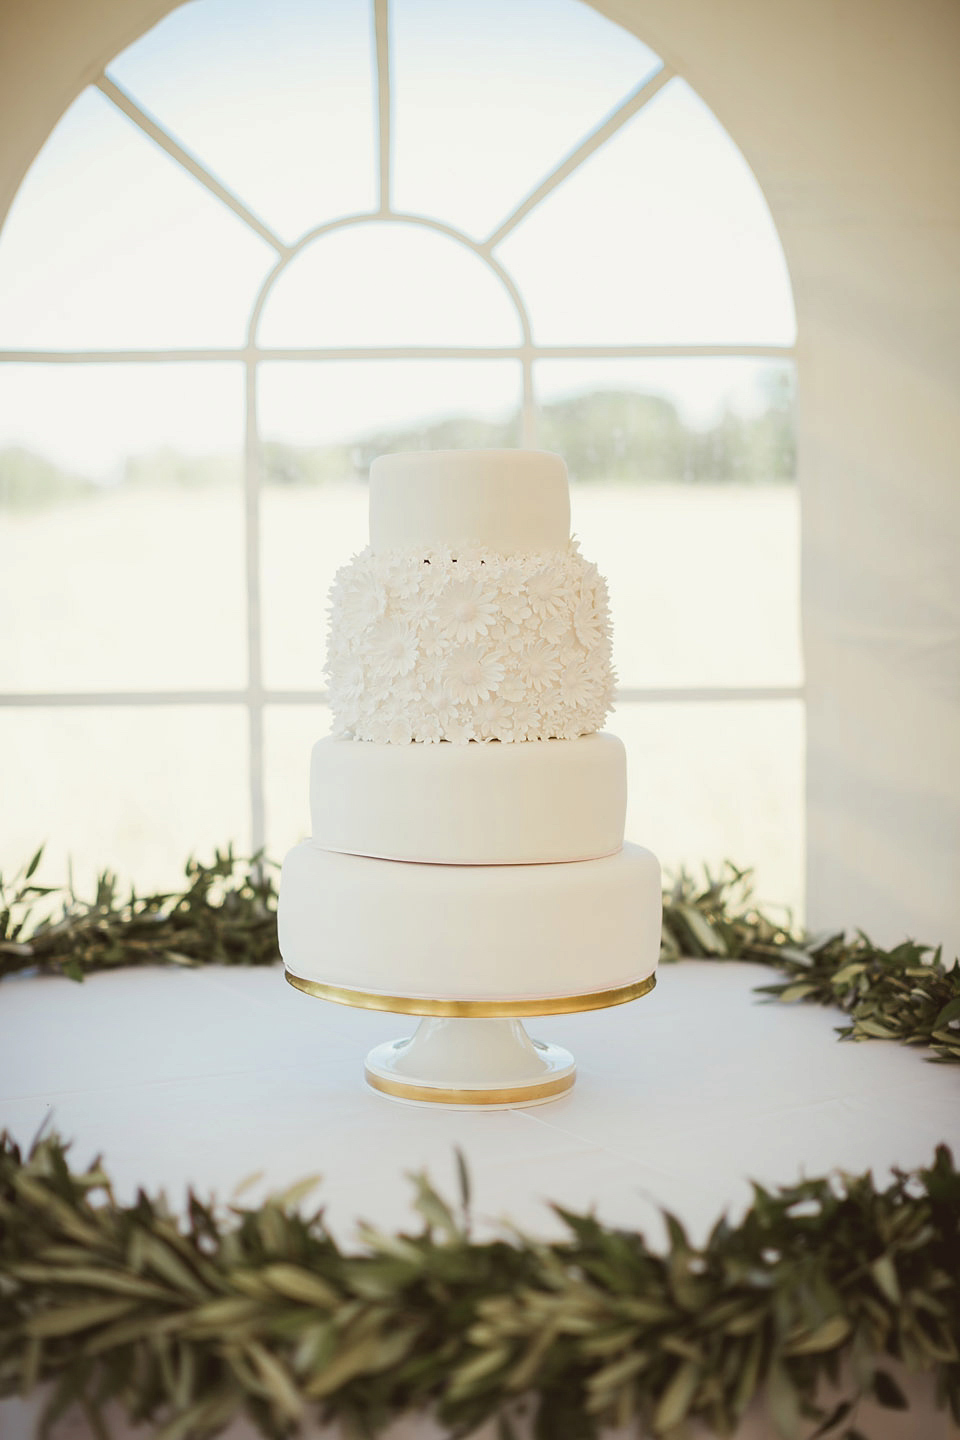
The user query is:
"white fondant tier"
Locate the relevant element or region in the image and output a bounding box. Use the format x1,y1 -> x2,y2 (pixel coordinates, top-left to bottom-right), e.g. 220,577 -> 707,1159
310,732 -> 627,864
369,449 -> 570,556
278,841 -> 661,1003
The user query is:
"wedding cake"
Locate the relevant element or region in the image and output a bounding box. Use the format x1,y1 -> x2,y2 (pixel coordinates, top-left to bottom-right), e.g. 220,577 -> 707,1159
278,449 -> 662,1015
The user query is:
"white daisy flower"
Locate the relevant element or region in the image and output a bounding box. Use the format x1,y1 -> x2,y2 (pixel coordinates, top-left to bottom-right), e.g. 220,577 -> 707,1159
560,658 -> 599,708
573,595 -> 603,649
443,644 -> 505,705
500,589 -> 533,625
507,697 -> 542,739
443,716 -> 476,745
497,562 -> 529,597
386,715 -> 413,745
370,618 -> 419,677
525,562 -> 568,618
330,659 -> 365,705
497,671 -> 528,703
539,612 -> 570,645
420,682 -> 461,731
472,694 -> 513,739
488,617 -> 527,653
436,575 -> 501,643
517,639 -> 561,692
339,576 -> 388,630
413,712 -> 444,743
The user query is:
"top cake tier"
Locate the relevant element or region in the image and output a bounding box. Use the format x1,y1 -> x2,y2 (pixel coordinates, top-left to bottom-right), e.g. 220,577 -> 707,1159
369,449 -> 570,555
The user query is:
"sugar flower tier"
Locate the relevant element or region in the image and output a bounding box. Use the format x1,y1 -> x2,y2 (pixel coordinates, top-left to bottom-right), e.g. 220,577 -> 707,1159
278,449 -> 661,1107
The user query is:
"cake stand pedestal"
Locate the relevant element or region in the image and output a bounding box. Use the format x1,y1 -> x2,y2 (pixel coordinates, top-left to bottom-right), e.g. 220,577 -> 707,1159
285,972 -> 656,1109
365,1017 -> 575,1108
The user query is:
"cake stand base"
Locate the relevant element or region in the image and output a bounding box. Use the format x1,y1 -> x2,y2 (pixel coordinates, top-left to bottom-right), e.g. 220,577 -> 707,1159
364,1016 -> 576,1108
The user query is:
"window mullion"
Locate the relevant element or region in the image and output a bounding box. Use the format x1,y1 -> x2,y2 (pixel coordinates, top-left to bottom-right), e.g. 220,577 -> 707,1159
482,65 -> 674,252
244,357 -> 267,856
96,75 -> 290,257
374,0 -> 392,214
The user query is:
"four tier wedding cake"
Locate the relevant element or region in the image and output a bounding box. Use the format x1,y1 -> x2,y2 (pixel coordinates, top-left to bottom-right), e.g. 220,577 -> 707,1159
278,449 -> 662,1022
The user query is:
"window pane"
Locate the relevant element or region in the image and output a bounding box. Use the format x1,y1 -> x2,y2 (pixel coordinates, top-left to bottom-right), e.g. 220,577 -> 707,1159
265,704 -> 332,863
537,358 -> 800,688
258,360 -> 523,688
108,0 -> 377,245
0,364 -> 246,690
0,706 -> 250,896
616,700 -> 805,916
393,0 -> 661,239
497,79 -> 796,344
257,223 -> 523,348
0,90 -> 274,349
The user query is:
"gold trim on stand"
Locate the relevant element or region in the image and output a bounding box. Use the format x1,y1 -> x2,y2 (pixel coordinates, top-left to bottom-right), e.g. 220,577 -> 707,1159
364,1067 -> 576,1106
284,970 -> 656,1017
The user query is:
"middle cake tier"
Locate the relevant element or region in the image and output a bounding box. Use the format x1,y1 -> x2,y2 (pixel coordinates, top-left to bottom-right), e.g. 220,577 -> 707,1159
311,731 -> 626,864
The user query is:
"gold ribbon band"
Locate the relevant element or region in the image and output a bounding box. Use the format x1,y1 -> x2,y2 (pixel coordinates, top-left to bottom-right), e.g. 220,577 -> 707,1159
364,1067 -> 576,1106
284,969 -> 656,1017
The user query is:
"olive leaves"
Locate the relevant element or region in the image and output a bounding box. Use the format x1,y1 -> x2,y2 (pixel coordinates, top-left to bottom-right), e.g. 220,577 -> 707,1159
1,1134 -> 958,1440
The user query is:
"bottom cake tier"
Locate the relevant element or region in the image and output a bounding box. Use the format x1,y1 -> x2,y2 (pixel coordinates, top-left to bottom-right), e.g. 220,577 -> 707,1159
279,840 -> 661,1009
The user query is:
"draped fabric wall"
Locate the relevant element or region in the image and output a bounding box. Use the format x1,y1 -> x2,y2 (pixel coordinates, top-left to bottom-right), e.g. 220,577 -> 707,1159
2,0 -> 958,955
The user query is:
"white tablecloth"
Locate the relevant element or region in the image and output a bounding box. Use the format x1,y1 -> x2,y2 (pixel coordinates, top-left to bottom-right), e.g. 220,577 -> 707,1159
2,960 -> 958,1439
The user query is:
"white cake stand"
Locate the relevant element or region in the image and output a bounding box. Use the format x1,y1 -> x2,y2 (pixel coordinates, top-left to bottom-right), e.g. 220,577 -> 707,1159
284,973 -> 656,1108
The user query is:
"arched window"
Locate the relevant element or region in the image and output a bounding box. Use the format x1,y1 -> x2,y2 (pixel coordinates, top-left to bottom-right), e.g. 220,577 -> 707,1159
0,0 -> 800,909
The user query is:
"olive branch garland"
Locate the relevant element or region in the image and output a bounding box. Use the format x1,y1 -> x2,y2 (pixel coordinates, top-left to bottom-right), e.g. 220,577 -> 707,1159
0,849 -> 959,1439
0,1132 -> 958,1440
2,848 -> 959,1063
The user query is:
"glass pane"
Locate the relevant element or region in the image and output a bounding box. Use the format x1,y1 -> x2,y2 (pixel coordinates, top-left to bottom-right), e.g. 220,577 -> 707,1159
393,0 -> 661,239
0,364 -> 245,690
536,358 -> 800,687
616,700 -> 805,917
498,79 -> 796,344
264,704 -> 332,863
0,706 -> 250,897
257,223 -> 523,348
108,0 -> 376,245
0,90 -> 274,349
258,359 -> 523,688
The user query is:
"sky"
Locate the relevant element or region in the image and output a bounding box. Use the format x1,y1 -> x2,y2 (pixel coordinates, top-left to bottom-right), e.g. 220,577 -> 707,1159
0,0 -> 796,478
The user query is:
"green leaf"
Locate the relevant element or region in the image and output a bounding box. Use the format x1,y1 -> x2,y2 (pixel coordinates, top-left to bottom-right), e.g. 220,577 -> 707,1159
870,1254 -> 900,1304
831,963 -> 866,985
933,995 -> 960,1028
268,1173 -> 323,1211
808,1399 -> 853,1437
676,905 -> 727,955
784,1313 -> 851,1354
585,1348 -> 648,1401
447,1346 -> 512,1398
872,1368 -> 908,1409
304,1335 -> 397,1399
261,1262 -> 338,1308
245,1341 -> 303,1421
766,1359 -> 805,1439
652,1359 -> 700,1431
853,1018 -> 899,1039
455,1146 -> 472,1217
779,983 -> 819,1003
27,1297 -> 138,1338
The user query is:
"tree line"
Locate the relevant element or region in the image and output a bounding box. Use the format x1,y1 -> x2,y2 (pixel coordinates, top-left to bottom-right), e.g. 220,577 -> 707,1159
1,379 -> 794,511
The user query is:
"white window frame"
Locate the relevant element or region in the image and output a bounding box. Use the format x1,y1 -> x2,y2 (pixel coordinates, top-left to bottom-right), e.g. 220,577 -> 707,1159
0,0 -> 800,857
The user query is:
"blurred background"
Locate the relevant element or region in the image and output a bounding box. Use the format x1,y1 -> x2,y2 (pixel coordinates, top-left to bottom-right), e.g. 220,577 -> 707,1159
0,0 -> 803,912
